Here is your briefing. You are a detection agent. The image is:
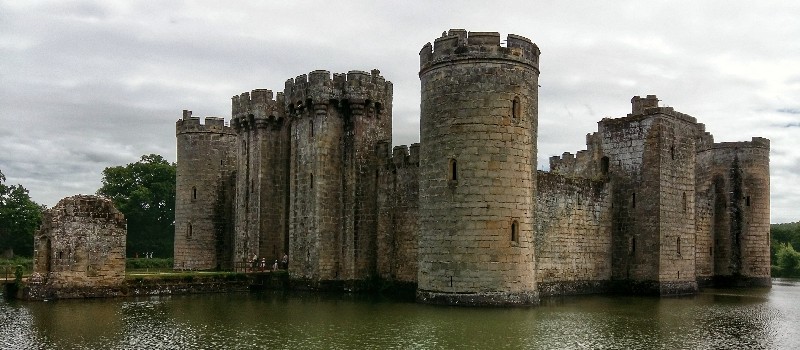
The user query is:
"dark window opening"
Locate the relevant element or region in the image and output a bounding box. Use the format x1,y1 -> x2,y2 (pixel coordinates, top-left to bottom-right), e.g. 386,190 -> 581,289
632,192 -> 636,208
670,145 -> 675,160
630,237 -> 636,255
600,156 -> 610,175
375,102 -> 382,118
745,196 -> 751,207
310,173 -> 314,189
192,186 -> 197,200
677,237 -> 681,256
511,220 -> 519,244
511,96 -> 521,121
682,192 -> 687,213
187,223 -> 193,238
449,159 -> 457,181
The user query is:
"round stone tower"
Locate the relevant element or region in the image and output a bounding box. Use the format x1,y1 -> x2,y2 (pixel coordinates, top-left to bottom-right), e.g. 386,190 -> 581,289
174,110 -> 237,270
417,29 -> 541,305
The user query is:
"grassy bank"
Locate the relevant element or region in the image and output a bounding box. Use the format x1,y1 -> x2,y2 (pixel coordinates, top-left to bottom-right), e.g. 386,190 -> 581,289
0,257 -> 33,278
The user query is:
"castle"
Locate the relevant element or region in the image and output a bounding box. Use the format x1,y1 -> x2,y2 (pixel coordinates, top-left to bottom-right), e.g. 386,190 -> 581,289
174,29 -> 770,306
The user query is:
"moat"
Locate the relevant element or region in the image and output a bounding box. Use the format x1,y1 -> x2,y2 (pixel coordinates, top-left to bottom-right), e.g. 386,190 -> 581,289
2,279 -> 798,349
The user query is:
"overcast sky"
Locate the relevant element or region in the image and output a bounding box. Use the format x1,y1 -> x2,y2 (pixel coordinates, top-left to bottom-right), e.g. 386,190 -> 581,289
1,1 -> 798,223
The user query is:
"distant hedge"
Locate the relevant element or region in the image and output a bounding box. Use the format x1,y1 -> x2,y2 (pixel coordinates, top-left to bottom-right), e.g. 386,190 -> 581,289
126,257 -> 173,270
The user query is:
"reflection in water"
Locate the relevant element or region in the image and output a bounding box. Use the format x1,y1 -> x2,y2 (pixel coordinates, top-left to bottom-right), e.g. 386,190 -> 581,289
1,280 -> 799,349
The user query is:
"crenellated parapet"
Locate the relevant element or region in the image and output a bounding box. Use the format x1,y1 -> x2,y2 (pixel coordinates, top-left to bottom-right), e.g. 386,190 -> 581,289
232,89 -> 284,118
627,95 -> 697,124
712,137 -> 770,150
230,89 -> 287,132
176,110 -> 234,136
419,29 -> 540,74
389,144 -> 421,169
283,69 -> 393,119
549,132 -> 605,178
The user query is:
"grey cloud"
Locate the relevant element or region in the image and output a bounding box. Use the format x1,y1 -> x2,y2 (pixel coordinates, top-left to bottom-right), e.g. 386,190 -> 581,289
2,0 -> 799,223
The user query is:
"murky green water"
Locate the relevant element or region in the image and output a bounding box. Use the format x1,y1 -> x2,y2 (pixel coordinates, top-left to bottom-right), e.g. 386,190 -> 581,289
2,279 -> 799,349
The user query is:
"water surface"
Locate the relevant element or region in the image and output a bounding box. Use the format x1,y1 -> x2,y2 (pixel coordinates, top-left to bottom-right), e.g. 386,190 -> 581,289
2,279 -> 799,349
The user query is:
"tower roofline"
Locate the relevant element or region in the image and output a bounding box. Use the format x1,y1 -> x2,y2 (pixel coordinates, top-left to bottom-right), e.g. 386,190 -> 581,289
419,29 -> 540,75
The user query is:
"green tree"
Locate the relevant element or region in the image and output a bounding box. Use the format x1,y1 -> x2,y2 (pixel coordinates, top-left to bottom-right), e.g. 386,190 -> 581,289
770,222 -> 800,265
775,242 -> 800,277
0,169 -> 44,257
97,154 -> 176,258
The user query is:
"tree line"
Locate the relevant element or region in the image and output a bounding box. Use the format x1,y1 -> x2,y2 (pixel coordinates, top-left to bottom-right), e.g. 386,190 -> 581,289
1,154 -> 175,259
771,222 -> 800,278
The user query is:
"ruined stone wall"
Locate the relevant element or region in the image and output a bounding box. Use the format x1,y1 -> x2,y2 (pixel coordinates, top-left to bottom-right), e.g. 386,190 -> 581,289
231,89 -> 290,266
377,143 -> 420,284
175,111 -> 237,270
534,172 -> 612,296
696,138 -> 770,286
285,70 -> 392,283
33,195 -> 126,288
417,29 -> 540,305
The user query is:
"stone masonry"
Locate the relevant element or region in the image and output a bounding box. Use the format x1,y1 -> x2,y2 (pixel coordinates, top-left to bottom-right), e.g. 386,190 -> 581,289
175,29 -> 771,306
33,195 -> 127,288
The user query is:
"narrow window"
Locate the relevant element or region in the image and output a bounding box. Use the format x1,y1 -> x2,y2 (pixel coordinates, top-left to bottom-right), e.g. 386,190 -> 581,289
310,173 -> 314,189
677,237 -> 681,256
511,220 -> 519,244
745,196 -> 751,207
632,192 -> 636,208
682,192 -> 687,213
449,159 -> 457,181
709,246 -> 712,256
187,223 -> 193,238
600,156 -> 609,175
375,102 -> 382,118
192,186 -> 197,200
670,145 -> 675,160
630,237 -> 636,255
511,96 -> 521,121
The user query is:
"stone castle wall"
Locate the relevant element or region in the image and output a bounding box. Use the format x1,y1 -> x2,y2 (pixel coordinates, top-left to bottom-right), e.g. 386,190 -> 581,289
231,89 -> 290,266
534,172 -> 612,296
33,195 -> 126,288
174,29 -> 771,303
377,143 -> 420,284
174,112 -> 237,270
417,30 -> 541,305
695,138 -> 771,286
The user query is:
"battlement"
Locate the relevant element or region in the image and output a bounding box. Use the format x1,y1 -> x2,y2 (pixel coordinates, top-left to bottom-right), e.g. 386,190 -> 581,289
390,144 -> 421,168
231,89 -> 285,119
176,110 -> 234,135
419,29 -> 540,74
283,69 -> 392,116
712,137 -> 770,150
